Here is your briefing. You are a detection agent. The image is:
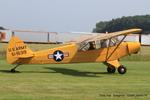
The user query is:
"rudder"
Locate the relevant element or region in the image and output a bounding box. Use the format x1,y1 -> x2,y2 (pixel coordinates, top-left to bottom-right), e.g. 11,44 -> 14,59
7,36 -> 34,64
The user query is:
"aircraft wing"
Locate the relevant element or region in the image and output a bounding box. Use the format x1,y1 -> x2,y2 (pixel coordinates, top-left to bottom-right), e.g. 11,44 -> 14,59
79,28 -> 142,43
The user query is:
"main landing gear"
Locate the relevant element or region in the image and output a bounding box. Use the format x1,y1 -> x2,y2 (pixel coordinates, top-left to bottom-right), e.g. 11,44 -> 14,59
107,65 -> 127,74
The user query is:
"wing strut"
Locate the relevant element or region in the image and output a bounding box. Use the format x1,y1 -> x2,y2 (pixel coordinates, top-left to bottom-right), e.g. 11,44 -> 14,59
105,38 -> 111,61
105,35 -> 127,61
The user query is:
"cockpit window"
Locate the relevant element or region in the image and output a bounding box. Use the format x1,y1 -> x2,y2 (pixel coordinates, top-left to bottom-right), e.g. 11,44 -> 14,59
78,37 -> 120,51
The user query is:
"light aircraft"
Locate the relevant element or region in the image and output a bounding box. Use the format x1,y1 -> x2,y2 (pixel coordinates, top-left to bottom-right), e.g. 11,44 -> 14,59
6,28 -> 142,74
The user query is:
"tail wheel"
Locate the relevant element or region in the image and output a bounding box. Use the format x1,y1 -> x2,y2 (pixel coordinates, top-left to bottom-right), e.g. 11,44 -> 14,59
118,65 -> 127,74
107,66 -> 116,73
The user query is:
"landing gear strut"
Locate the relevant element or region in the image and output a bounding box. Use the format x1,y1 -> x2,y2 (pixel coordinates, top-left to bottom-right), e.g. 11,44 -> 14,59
10,64 -> 20,73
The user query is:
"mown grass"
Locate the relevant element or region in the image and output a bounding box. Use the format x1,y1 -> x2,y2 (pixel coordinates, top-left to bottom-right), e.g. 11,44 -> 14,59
0,60 -> 150,100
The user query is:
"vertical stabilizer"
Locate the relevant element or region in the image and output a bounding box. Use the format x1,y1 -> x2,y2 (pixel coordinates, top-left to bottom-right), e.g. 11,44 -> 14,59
7,36 -> 34,64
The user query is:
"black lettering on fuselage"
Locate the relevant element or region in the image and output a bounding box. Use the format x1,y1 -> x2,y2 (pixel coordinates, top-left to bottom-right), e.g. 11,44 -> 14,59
8,45 -> 27,56
8,45 -> 27,52
11,50 -> 27,56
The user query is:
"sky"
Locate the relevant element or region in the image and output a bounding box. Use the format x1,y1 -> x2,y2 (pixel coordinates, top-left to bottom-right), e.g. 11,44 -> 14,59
0,0 -> 150,32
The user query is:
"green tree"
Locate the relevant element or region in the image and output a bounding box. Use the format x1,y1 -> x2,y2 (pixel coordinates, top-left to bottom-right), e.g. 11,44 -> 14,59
93,15 -> 150,34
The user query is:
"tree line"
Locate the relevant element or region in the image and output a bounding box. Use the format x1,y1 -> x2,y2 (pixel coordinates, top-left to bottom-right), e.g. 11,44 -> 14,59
93,15 -> 150,34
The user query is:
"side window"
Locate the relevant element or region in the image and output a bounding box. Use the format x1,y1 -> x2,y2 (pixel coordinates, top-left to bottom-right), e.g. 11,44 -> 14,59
101,40 -> 109,48
100,38 -> 119,48
79,41 -> 96,51
88,42 -> 96,50
110,37 -> 119,46
79,40 -> 108,51
79,37 -> 120,51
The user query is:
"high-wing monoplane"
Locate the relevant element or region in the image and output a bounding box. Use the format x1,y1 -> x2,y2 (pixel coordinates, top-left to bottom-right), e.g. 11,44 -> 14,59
6,28 -> 142,74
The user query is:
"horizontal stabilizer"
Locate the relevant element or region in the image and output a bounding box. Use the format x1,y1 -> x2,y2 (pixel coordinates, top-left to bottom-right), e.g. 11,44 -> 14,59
16,53 -> 34,58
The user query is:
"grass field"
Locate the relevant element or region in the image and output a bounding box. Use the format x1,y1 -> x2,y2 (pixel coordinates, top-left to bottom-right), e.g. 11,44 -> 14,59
0,60 -> 150,100
0,43 -> 150,100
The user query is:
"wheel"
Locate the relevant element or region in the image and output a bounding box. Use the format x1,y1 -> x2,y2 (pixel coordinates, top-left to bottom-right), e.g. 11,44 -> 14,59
107,66 -> 116,73
118,65 -> 127,74
10,69 -> 16,73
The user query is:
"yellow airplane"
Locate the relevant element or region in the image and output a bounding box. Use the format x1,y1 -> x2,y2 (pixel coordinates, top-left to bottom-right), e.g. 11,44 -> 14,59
6,28 -> 142,74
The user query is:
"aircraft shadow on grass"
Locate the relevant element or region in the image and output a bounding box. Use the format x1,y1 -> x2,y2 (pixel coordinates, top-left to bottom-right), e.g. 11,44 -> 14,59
44,67 -> 108,77
0,67 -> 110,77
0,70 -> 21,73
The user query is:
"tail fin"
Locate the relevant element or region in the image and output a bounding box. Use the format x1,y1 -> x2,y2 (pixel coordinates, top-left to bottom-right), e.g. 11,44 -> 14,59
7,36 -> 34,64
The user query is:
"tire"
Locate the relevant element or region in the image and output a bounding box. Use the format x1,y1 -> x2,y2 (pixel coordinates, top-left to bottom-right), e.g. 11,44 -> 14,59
107,66 -> 116,73
118,65 -> 127,74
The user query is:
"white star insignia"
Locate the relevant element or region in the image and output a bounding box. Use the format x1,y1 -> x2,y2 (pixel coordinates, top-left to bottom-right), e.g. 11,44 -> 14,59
54,51 -> 63,60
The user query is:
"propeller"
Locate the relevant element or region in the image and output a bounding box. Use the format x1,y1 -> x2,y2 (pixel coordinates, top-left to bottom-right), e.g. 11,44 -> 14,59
139,32 -> 142,44
138,31 -> 142,55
